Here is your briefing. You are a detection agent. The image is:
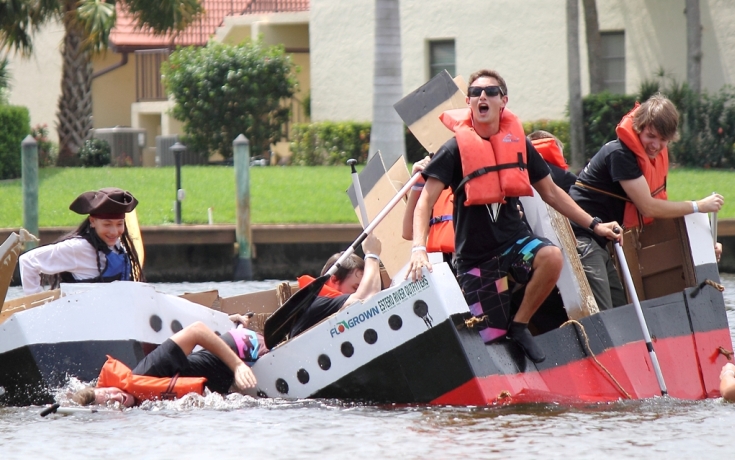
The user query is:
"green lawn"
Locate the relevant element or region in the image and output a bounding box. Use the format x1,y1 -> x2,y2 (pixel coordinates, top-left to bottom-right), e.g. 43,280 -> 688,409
0,165 -> 733,227
0,166 -> 359,227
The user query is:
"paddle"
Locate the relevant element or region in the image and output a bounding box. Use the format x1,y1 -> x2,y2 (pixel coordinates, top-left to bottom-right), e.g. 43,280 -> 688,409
347,159 -> 370,227
613,237 -> 668,396
711,192 -> 718,244
263,171 -> 424,349
40,403 -> 120,417
125,208 -> 145,268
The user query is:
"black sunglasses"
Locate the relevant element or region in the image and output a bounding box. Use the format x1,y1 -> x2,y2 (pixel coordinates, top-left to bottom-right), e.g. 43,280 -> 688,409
468,86 -> 504,98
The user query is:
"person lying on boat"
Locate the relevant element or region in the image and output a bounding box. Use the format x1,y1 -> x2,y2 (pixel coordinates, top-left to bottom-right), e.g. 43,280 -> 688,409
19,187 -> 144,294
72,319 -> 266,407
407,69 -> 621,364
289,234 -> 383,339
720,363 -> 735,402
569,94 -> 725,311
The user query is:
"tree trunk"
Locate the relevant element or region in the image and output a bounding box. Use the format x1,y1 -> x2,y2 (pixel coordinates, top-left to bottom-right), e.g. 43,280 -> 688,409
568,0 -> 585,169
582,0 -> 603,94
368,0 -> 406,165
56,9 -> 93,166
685,0 -> 702,93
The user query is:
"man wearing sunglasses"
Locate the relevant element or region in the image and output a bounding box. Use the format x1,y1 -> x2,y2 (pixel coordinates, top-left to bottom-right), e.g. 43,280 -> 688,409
407,69 -> 621,363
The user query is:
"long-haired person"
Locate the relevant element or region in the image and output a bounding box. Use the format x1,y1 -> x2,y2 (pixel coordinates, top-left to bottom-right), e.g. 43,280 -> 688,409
19,187 -> 144,294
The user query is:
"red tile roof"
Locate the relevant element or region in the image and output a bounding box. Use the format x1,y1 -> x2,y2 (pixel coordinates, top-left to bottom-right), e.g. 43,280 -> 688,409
110,0 -> 309,50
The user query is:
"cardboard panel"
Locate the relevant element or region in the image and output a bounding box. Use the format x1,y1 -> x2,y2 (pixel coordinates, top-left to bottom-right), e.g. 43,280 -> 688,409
520,194 -> 597,319
394,70 -> 467,153
347,153 -> 413,278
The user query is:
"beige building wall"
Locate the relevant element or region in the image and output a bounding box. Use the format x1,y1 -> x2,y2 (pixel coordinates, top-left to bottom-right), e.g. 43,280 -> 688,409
91,51 -> 136,130
311,0 -> 735,123
596,0 -> 735,93
6,21 -> 64,143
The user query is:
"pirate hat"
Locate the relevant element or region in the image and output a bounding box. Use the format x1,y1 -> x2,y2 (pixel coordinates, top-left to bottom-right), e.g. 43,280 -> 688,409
69,188 -> 138,218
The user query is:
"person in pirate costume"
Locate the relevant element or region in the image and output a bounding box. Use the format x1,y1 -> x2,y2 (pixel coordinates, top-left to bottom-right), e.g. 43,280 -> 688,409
407,69 -> 621,363
569,94 -> 724,311
19,187 -> 144,294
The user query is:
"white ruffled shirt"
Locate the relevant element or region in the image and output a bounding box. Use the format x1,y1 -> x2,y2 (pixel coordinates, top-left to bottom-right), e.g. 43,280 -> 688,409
19,237 -> 120,294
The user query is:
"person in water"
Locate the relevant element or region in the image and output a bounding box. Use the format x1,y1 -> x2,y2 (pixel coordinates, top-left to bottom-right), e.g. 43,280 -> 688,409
569,94 -> 724,311
720,363 -> 735,402
407,69 -> 621,363
73,316 -> 265,407
19,187 -> 144,294
289,234 -> 383,339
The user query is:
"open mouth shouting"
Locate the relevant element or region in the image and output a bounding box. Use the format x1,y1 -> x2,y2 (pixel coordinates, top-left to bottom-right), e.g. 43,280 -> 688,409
478,102 -> 490,115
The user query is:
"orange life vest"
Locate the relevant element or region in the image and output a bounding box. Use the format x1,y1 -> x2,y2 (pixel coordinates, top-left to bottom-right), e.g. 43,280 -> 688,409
440,108 -> 533,205
97,355 -> 207,404
615,103 -> 669,228
531,137 -> 568,170
297,275 -> 344,298
426,188 -> 455,253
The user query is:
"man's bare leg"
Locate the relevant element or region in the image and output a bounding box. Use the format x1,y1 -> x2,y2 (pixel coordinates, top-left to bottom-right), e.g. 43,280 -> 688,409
513,246 -> 563,323
507,246 -> 563,363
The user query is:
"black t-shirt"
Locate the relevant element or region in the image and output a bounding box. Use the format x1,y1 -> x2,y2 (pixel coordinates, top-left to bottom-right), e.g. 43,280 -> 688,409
569,139 -> 643,247
132,338 -> 235,394
290,294 -> 350,338
548,162 -> 578,193
423,137 -> 551,271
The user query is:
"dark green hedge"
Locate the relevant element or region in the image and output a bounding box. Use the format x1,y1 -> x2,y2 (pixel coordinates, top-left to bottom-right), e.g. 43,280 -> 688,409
582,92 -> 638,161
0,105 -> 30,180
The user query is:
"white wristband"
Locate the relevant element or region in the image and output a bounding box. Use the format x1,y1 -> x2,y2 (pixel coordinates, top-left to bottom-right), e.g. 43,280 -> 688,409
411,246 -> 427,253
364,253 -> 380,262
692,201 -> 699,213
723,370 -> 735,379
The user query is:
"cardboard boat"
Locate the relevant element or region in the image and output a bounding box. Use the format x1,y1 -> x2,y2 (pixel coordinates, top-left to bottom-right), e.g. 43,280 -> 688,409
252,175 -> 732,404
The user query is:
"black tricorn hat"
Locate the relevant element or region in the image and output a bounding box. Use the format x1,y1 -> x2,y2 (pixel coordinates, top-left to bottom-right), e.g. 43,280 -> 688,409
69,188 -> 138,216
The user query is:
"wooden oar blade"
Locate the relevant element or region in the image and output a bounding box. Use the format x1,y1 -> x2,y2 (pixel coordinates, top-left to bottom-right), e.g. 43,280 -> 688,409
125,209 -> 144,268
263,273 -> 330,349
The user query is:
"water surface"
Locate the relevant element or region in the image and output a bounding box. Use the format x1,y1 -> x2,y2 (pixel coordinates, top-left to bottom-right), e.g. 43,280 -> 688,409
2,277 -> 735,459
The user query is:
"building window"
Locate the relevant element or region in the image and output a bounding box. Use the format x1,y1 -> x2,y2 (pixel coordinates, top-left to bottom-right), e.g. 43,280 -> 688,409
601,31 -> 625,94
429,40 -> 455,79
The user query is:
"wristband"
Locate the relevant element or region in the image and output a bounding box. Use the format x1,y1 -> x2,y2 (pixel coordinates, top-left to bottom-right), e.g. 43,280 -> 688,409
411,184 -> 425,191
364,253 -> 380,262
411,246 -> 427,253
692,201 -> 699,213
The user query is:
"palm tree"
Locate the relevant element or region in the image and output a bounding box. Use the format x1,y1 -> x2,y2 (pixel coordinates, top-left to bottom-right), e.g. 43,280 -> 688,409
0,55 -> 9,104
369,0 -> 406,165
0,0 -> 203,165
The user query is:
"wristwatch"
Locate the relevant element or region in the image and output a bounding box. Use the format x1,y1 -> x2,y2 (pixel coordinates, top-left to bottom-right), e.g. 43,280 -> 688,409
589,217 -> 603,231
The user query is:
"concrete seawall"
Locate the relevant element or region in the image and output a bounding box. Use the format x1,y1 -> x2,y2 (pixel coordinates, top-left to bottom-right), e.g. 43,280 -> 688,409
2,224 -> 363,283
4,220 -> 735,283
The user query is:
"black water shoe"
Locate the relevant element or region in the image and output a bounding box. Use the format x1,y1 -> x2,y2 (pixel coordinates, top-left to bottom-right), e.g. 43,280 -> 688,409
508,321 -> 546,363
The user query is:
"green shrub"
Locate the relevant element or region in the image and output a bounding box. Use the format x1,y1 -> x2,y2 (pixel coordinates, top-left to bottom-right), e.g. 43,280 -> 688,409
77,138 -> 111,167
582,92 -> 638,161
163,40 -> 297,160
523,119 -> 571,161
0,105 -> 30,180
290,121 -> 371,165
671,86 -> 735,168
31,123 -> 57,167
